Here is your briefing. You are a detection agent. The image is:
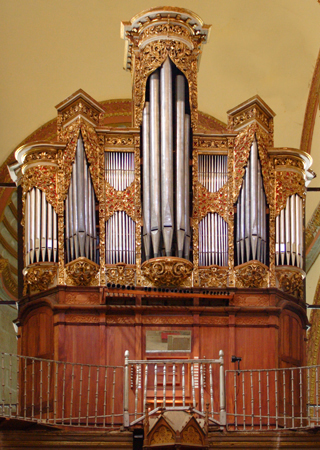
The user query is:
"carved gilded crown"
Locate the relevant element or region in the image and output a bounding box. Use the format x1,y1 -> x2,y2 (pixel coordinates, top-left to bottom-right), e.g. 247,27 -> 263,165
122,7 -> 211,128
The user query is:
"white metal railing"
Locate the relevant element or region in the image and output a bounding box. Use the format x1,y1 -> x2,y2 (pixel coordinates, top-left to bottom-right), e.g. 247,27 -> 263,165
2,350 -> 320,432
0,352 -> 123,428
226,365 -> 320,430
123,350 -> 226,427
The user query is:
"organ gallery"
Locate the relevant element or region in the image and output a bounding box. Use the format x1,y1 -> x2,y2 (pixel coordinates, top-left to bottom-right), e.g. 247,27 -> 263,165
8,6 -> 314,425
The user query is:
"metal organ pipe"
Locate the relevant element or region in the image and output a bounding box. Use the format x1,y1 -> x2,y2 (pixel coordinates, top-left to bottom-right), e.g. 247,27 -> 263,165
176,73 -> 186,257
142,102 -> 151,260
275,194 -> 303,269
24,187 -> 58,266
149,69 -> 161,257
65,134 -> 98,264
198,154 -> 229,267
235,138 -> 268,266
142,58 -> 191,260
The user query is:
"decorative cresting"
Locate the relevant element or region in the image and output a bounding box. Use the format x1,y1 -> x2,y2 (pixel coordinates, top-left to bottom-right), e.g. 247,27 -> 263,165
65,257 -> 99,286
122,7 -> 211,129
275,266 -> 305,300
141,257 -> 193,287
235,261 -> 269,289
23,264 -> 58,294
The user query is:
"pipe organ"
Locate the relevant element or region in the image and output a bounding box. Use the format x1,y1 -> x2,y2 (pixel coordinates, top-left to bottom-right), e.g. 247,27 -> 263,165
9,7 -> 313,298
7,7 -> 316,421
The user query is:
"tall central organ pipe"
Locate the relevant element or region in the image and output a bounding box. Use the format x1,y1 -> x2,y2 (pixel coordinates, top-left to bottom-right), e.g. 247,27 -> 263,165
142,58 -> 191,259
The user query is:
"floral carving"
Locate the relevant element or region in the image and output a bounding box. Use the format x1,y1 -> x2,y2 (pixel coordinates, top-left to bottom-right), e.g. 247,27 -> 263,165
59,119 -> 101,202
275,171 -> 305,217
141,257 -> 193,287
23,264 -> 58,293
65,257 -> 99,286
235,261 -> 269,288
105,181 -> 136,222
273,156 -> 304,169
22,166 -> 58,210
276,268 -> 305,300
199,266 -> 228,288
233,123 -> 272,207
105,263 -> 135,286
197,183 -> 230,223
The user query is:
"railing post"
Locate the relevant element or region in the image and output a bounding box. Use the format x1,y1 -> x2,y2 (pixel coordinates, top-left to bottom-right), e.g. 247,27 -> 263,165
219,350 -> 226,427
123,350 -> 130,427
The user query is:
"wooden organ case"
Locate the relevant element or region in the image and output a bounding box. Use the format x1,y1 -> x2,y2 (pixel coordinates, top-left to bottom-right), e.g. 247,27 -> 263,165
9,7 -> 313,424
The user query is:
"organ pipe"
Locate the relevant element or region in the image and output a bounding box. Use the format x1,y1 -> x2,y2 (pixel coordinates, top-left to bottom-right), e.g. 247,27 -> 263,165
150,69 -> 161,257
105,211 -> 135,265
198,154 -> 229,267
160,58 -> 174,256
25,187 -> 58,266
275,194 -> 303,268
65,134 -> 98,264
235,138 -> 268,265
142,58 -> 191,260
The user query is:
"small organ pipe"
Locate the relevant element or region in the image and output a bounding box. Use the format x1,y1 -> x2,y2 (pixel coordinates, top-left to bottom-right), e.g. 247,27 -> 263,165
184,114 -> 191,260
53,209 -> 57,263
25,191 -> 30,266
150,69 -> 161,257
35,188 -> 41,262
285,196 -> 291,265
41,191 -> 47,262
176,73 -> 186,257
291,194 -> 296,266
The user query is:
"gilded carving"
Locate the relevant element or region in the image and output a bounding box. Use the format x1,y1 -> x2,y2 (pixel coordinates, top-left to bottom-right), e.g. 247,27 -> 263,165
105,263 -> 135,286
59,119 -> 101,202
133,41 -> 199,129
228,105 -> 273,136
275,171 -> 305,217
22,166 -> 58,210
65,257 -> 99,287
105,181 -> 136,222
150,425 -> 175,445
141,257 -> 193,287
273,156 -> 304,169
198,266 -> 228,288
233,123 -> 272,207
197,184 -> 230,223
23,264 -> 58,293
275,268 -> 305,300
235,261 -> 269,288
103,136 -> 134,147
24,148 -> 63,163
